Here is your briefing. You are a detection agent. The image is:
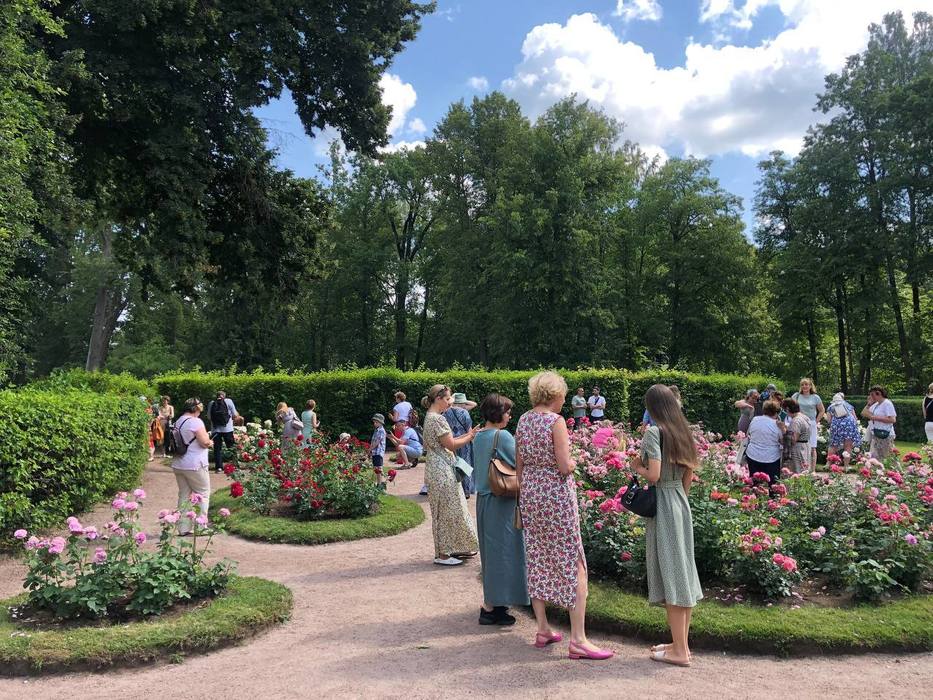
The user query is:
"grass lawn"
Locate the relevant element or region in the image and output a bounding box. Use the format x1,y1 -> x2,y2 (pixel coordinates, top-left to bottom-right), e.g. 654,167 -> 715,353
575,582 -> 933,655
211,490 -> 425,545
0,576 -> 293,676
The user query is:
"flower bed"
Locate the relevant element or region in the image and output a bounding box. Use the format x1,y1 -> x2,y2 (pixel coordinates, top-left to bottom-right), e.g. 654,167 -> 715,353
0,576 -> 293,675
572,422 -> 932,603
215,425 -> 424,544
10,490 -> 233,621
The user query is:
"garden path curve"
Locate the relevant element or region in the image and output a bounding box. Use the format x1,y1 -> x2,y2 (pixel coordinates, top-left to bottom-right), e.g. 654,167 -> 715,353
0,460 -> 931,699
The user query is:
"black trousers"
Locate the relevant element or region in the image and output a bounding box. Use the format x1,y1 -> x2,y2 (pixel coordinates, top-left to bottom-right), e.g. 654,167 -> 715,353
213,431 -> 235,470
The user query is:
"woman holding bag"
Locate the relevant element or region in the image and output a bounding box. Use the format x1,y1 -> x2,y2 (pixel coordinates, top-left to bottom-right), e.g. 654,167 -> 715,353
472,393 -> 528,625
422,385 -> 479,566
631,384 -> 702,667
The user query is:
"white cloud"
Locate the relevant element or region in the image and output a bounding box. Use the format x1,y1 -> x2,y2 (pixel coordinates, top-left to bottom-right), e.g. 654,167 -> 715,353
502,4 -> 927,159
408,117 -> 427,135
379,140 -> 427,154
379,73 -> 418,138
614,0 -> 663,23
467,75 -> 490,91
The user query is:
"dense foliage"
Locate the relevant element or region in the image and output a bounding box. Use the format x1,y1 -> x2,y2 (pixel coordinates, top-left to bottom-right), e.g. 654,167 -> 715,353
0,388 -> 148,537
573,422 -> 932,601
226,424 -> 383,520
11,491 -> 233,620
156,368 -> 774,438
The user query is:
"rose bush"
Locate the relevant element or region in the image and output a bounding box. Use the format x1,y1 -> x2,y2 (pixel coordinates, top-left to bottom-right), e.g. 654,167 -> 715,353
225,425 -> 382,520
573,422 -> 932,601
11,491 -> 234,620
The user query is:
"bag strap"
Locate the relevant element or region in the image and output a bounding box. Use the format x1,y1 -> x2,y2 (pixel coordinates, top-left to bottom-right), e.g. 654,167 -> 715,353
451,408 -> 468,433
177,416 -> 196,447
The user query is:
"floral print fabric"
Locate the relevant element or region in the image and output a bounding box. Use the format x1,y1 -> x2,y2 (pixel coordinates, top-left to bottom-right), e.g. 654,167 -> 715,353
516,410 -> 585,609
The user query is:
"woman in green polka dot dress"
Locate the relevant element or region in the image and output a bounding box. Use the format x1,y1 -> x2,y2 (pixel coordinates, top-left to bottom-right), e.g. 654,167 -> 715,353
631,384 -> 703,667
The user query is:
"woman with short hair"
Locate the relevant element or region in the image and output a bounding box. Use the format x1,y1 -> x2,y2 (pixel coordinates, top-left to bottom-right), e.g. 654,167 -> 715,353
734,389 -> 759,435
421,385 -> 478,566
782,398 -> 811,473
862,385 -> 897,459
517,371 -> 611,660
472,393 -> 528,626
745,401 -> 786,488
171,398 -> 213,535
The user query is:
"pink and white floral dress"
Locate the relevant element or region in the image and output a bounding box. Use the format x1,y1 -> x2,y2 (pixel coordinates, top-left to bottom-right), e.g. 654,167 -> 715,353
516,410 -> 585,609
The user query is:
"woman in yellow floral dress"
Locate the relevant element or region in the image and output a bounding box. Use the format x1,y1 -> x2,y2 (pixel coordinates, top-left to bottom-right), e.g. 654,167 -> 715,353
421,384 -> 479,566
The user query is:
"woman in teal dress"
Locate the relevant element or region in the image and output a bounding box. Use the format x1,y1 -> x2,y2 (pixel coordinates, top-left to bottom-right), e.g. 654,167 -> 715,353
472,393 -> 529,625
301,399 -> 320,444
631,384 -> 702,668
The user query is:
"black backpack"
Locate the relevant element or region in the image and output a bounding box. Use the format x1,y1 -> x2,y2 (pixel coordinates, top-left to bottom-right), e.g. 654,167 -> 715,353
210,399 -> 231,429
170,417 -> 196,457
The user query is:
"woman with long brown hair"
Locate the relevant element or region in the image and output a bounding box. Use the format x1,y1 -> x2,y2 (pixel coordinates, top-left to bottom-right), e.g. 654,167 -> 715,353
631,384 -> 702,667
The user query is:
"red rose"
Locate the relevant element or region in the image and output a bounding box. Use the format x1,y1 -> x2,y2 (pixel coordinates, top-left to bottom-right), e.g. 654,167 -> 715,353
230,482 -> 244,498
388,469 -> 398,482
223,463 -> 236,475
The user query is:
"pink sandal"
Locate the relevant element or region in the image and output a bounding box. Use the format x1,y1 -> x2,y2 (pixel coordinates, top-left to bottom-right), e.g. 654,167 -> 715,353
533,631 -> 563,648
568,641 -> 614,660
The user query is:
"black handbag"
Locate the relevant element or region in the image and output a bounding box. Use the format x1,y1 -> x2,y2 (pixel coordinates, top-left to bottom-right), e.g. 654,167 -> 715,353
621,429 -> 662,518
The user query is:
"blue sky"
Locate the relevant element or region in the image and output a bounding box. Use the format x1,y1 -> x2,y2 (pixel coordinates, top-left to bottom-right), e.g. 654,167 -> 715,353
255,0 -> 925,234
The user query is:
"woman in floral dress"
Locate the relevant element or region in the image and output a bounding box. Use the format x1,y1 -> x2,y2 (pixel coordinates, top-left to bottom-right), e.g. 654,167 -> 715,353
421,385 -> 479,566
516,371 -> 612,660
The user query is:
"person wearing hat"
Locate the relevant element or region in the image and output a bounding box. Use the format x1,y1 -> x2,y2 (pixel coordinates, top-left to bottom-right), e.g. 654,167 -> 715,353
755,384 -> 779,416
444,392 -> 478,498
370,413 -> 387,488
923,383 -> 933,444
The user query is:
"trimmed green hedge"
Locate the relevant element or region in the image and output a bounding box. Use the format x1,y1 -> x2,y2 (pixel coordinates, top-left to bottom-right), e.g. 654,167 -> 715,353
0,388 -> 148,538
847,396 -> 927,444
156,369 -> 776,439
28,368 -> 156,398
0,576 -> 293,675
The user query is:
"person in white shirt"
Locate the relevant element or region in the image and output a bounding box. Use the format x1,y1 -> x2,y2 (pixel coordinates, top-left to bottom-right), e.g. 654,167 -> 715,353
390,391 -> 413,425
745,400 -> 786,489
171,398 -> 214,535
861,385 -> 897,459
587,386 -> 606,422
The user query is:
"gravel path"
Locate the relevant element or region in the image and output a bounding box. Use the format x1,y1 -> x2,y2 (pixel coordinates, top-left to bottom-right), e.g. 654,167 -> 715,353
1,460 -> 931,699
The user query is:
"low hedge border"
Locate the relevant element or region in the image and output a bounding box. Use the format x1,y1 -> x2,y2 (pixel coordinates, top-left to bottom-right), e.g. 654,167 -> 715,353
0,576 -> 293,676
551,582 -> 933,656
211,489 -> 426,545
157,368 -> 775,440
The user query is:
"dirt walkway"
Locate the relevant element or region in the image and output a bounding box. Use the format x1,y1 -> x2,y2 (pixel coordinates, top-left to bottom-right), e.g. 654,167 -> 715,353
1,461 -> 931,699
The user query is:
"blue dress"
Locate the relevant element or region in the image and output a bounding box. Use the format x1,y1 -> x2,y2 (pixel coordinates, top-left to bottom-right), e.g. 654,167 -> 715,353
472,429 -> 529,607
828,402 -> 861,447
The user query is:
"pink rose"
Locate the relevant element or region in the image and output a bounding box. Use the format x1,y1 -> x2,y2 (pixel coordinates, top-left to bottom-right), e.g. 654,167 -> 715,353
218,508 -> 231,518
195,514 -> 209,527
13,529 -> 27,539
751,544 -> 763,553
123,501 -> 139,511
592,427 -> 614,449
782,558 -> 797,572
157,509 -> 170,520
594,521 -> 604,531
83,526 -> 99,540
772,553 -> 785,566
164,512 -> 181,524
25,536 -> 40,550
111,497 -> 126,510
93,548 -> 107,564
48,536 -> 66,555
135,532 -> 147,545
185,511 -> 196,520
134,488 -> 147,499
189,493 -> 204,505
620,551 -> 632,562
810,531 -> 822,541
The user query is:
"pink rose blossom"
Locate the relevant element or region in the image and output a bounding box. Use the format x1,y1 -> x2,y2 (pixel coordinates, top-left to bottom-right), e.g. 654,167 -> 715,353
111,497 -> 126,509
134,488 -> 147,499
13,529 -> 27,539
772,553 -> 785,566
810,531 -> 822,541
189,493 -> 204,505
195,514 -> 209,526
122,501 -> 139,511
218,508 -> 231,518
620,551 -> 632,562
594,521 -> 604,531
135,532 -> 147,545
93,548 -> 107,564
592,427 -> 614,449
164,512 -> 181,524
83,526 -> 99,540
904,533 -> 918,545
48,536 -> 66,555
157,509 -> 170,520
185,510 -> 196,520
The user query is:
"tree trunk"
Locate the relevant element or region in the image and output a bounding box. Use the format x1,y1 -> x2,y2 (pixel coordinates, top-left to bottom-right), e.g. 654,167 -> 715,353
413,285 -> 430,368
805,313 -> 818,383
393,265 -> 410,370
84,229 -> 127,372
833,282 -> 848,393
842,286 -> 855,388
883,251 -> 914,390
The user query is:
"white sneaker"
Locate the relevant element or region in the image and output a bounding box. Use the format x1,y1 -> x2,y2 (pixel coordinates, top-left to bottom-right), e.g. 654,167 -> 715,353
419,485 -> 428,495
433,557 -> 463,566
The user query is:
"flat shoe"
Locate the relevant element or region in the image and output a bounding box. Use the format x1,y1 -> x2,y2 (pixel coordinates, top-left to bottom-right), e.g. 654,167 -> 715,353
433,556 -> 463,566
568,641 -> 614,660
452,551 -> 477,559
650,649 -> 691,667
533,631 -> 563,648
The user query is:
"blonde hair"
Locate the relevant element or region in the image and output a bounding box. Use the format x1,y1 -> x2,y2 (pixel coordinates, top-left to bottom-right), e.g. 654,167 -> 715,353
799,377 -> 816,394
927,382 -> 933,397
528,371 -> 568,406
275,401 -> 288,416
421,384 -> 450,410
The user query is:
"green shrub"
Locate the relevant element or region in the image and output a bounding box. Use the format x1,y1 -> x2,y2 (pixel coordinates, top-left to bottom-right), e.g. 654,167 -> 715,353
847,396 -> 926,443
29,368 -> 156,399
0,388 -> 148,538
156,368 -> 772,438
